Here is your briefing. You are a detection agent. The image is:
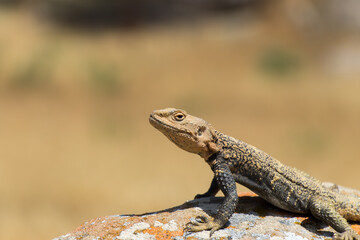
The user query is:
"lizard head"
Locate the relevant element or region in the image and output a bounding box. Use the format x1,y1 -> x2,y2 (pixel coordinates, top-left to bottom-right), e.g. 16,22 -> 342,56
149,108 -> 220,160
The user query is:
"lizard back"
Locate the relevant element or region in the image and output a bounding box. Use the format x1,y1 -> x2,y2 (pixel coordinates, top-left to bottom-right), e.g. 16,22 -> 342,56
213,130 -> 336,213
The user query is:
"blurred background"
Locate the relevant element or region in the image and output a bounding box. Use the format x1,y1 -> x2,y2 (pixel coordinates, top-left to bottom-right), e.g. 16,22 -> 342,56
0,0 -> 360,239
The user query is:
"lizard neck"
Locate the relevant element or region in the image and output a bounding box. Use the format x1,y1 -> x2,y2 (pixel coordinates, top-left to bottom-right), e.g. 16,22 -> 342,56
205,151 -> 219,167
200,130 -> 226,161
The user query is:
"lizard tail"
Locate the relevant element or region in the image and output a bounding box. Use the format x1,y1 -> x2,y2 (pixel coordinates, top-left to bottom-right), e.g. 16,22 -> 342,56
336,195 -> 360,222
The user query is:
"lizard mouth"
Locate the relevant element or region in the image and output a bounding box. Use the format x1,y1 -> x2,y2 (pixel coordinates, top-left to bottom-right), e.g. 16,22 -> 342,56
149,114 -> 191,136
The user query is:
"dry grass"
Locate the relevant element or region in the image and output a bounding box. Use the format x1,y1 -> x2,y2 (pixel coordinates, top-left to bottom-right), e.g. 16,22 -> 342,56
0,7 -> 359,240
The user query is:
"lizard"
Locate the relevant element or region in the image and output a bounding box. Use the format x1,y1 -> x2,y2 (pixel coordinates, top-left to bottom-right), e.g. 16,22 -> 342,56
149,107 -> 360,240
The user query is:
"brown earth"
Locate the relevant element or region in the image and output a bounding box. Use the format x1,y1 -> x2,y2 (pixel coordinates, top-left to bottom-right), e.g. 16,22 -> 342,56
0,5 -> 359,240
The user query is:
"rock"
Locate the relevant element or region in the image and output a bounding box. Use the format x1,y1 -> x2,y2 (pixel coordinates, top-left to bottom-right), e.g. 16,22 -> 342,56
54,184 -> 360,240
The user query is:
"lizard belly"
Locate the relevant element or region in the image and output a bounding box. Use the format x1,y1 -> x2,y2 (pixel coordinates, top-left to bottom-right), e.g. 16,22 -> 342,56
233,174 -> 309,214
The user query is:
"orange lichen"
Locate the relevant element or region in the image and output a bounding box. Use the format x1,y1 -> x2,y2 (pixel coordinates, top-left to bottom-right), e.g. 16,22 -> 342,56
143,226 -> 183,240
296,216 -> 307,222
238,192 -> 257,197
71,216 -> 140,240
352,224 -> 360,234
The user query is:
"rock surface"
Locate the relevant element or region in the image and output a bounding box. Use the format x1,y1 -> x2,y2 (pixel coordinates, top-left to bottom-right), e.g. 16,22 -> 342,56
54,183 -> 360,240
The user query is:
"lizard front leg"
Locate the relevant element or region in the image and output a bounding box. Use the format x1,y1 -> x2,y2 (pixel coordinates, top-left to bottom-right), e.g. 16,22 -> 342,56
185,161 -> 238,235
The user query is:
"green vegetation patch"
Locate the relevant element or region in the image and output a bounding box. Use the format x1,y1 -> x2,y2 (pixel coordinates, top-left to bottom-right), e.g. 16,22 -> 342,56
87,62 -> 125,97
10,46 -> 57,90
258,47 -> 301,79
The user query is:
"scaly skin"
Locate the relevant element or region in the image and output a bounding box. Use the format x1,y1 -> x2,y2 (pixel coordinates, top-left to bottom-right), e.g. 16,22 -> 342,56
149,108 -> 360,239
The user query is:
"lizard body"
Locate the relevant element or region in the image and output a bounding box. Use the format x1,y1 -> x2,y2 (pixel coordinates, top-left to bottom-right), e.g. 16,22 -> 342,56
149,108 -> 360,240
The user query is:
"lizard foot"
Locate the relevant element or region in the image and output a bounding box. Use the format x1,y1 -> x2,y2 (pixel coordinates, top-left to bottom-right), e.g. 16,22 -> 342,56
333,229 -> 360,240
194,193 -> 211,199
184,215 -> 222,236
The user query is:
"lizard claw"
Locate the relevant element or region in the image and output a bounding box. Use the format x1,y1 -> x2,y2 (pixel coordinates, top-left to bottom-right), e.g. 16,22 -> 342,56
333,229 -> 360,240
195,215 -> 209,223
184,215 -> 222,236
184,216 -> 207,229
210,228 -> 219,237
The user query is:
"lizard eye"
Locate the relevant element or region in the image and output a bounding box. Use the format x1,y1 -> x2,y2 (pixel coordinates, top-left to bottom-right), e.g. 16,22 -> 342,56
173,112 -> 185,121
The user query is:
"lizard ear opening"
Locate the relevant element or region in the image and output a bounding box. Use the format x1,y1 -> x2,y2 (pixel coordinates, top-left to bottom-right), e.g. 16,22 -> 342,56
197,126 -> 206,136
208,125 -> 217,140
205,125 -> 220,158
